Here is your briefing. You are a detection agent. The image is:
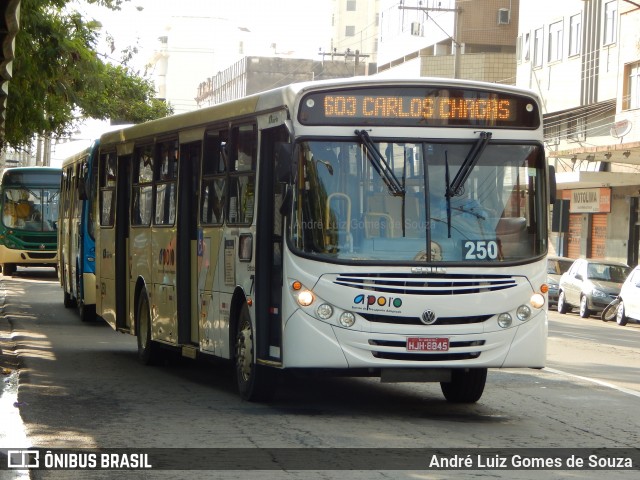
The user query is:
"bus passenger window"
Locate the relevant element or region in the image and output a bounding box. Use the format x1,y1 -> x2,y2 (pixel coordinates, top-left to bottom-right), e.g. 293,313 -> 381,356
99,153 -> 116,227
132,146 -> 154,226
201,178 -> 225,225
201,130 -> 228,226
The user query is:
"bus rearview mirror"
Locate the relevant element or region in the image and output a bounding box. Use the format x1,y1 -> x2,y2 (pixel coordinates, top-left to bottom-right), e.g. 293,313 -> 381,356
276,142 -> 293,183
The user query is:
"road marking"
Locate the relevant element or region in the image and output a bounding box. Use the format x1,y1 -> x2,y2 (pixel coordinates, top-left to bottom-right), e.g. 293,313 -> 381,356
544,367 -> 640,399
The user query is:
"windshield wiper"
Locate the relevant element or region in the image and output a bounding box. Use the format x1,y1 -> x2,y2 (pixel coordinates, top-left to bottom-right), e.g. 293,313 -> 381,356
446,131 -> 492,198
443,132 -> 491,237
355,129 -> 405,196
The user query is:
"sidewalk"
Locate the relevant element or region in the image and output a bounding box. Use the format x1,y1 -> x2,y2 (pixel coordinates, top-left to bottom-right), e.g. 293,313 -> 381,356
0,279 -> 21,391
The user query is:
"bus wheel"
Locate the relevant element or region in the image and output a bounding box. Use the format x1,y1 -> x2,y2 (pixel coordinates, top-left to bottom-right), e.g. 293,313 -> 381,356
63,290 -> 76,308
234,303 -> 276,402
2,264 -> 16,276
440,368 -> 487,403
79,301 -> 95,323
136,288 -> 160,365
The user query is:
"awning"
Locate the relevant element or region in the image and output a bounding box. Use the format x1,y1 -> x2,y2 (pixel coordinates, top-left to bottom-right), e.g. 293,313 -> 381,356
547,140 -> 640,166
555,171 -> 640,190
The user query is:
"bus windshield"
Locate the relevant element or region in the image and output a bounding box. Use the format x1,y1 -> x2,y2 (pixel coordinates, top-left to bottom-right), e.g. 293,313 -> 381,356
290,139 -> 546,263
2,187 -> 59,232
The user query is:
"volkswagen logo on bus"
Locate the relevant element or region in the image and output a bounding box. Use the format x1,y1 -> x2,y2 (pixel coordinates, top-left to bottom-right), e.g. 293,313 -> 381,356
421,310 -> 437,325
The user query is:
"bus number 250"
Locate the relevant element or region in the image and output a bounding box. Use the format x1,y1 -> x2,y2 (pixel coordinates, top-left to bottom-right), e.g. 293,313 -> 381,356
463,240 -> 499,260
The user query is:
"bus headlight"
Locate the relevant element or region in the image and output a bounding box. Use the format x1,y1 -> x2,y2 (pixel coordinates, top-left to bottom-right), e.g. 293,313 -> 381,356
516,304 -> 532,321
316,303 -> 334,320
339,312 -> 356,327
297,290 -> 314,307
530,293 -> 545,309
497,313 -> 512,328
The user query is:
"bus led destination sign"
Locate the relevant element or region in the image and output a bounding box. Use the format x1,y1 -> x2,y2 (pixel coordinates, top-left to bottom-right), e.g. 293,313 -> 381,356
325,96 -> 511,121
299,87 -> 540,128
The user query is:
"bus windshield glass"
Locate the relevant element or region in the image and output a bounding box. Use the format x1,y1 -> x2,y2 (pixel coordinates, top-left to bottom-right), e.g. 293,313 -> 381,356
2,187 -> 60,232
290,139 -> 546,263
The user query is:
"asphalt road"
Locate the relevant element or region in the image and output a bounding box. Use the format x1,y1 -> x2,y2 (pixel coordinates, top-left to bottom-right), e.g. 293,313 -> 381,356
1,269 -> 639,479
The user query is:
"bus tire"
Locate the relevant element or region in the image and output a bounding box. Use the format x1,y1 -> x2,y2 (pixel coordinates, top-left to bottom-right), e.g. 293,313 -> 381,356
440,368 -> 487,403
136,288 -> 161,365
79,301 -> 95,323
234,303 -> 276,402
2,263 -> 16,276
63,290 -> 76,308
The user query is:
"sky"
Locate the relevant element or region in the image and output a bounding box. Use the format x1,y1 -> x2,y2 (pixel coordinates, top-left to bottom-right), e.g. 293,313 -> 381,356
79,0 -> 333,107
52,0 -> 333,165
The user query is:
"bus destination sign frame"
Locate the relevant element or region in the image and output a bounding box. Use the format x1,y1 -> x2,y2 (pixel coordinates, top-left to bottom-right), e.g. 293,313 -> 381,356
298,86 -> 540,129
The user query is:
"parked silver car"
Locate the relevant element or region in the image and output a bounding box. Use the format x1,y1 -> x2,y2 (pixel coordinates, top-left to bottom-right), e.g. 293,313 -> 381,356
557,258 -> 631,318
616,265 -> 640,326
547,255 -> 573,307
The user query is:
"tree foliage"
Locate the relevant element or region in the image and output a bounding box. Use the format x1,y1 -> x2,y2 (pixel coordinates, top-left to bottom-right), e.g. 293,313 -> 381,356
5,0 -> 172,149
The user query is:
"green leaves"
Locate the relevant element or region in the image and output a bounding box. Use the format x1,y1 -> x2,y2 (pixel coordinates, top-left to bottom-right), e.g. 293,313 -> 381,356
4,0 -> 172,149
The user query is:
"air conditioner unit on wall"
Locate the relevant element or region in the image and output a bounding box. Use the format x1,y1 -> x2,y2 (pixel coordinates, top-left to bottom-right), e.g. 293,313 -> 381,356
498,8 -> 510,25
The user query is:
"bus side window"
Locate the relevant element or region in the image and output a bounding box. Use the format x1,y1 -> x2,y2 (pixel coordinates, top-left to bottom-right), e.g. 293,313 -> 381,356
227,125 -> 256,225
131,146 -> 154,226
201,130 -> 228,225
99,153 -> 116,227
154,141 -> 178,226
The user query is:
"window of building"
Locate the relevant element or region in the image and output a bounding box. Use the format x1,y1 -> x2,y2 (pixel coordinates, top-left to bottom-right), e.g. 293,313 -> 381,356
345,25 -> 355,37
569,13 -> 581,56
533,28 -> 543,67
548,21 -> 563,62
567,116 -> 586,142
626,62 -> 640,110
347,0 -> 356,11
524,32 -> 530,61
516,35 -> 522,63
603,1 -> 617,45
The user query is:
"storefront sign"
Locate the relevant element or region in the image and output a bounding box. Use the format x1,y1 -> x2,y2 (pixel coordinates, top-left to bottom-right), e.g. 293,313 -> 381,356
569,187 -> 611,213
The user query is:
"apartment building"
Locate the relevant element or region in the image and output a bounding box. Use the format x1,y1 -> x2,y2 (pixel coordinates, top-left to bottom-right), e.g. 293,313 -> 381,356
517,0 -> 640,265
376,0 -> 519,83
329,0 -> 380,66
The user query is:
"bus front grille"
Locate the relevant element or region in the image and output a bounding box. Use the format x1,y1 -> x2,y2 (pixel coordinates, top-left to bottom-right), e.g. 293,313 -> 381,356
334,273 -> 517,295
26,252 -> 56,260
359,313 -> 492,326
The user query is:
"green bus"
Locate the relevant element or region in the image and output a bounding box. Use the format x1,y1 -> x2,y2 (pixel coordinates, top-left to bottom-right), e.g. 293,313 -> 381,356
0,167 -> 62,275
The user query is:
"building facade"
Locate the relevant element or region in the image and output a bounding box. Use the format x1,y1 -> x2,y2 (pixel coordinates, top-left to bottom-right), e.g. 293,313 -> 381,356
376,0 -> 519,83
329,0 -> 380,65
195,56 -> 366,108
517,0 -> 640,266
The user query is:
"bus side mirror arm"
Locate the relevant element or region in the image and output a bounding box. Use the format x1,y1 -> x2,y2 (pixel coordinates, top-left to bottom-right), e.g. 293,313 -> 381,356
548,163 -> 557,205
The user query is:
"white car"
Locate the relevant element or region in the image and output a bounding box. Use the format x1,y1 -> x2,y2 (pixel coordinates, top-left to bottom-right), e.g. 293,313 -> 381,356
617,265 -> 640,326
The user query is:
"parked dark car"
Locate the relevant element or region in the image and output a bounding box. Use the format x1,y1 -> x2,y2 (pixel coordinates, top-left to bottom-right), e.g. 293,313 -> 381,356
547,255 -> 573,307
558,258 -> 631,318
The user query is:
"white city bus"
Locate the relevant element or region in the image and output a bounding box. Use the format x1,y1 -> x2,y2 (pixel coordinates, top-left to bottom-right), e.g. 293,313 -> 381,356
96,77 -> 553,403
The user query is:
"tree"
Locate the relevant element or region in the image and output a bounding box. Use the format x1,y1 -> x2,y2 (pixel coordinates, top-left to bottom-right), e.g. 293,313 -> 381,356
4,0 -> 172,149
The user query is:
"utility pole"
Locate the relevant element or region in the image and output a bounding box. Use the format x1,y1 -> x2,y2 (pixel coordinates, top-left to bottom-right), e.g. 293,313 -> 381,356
397,1 -> 463,79
318,48 -> 370,75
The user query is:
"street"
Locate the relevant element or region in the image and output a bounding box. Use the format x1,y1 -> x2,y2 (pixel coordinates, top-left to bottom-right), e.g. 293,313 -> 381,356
0,269 -> 639,479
